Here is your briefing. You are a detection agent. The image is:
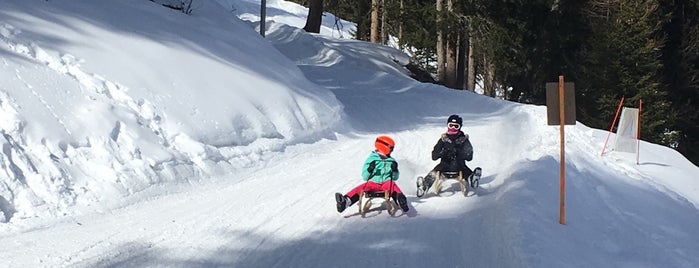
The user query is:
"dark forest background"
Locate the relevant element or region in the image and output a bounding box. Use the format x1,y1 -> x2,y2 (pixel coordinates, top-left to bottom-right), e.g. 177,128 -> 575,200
293,0 -> 698,165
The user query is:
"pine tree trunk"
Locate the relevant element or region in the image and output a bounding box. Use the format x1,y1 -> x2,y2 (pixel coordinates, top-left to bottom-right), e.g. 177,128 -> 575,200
456,32 -> 466,89
436,0 -> 445,83
398,0 -> 404,47
381,0 -> 387,44
356,0 -> 369,41
445,0 -> 457,88
302,0 -> 323,33
466,34 -> 476,92
371,0 -> 380,43
446,38 -> 458,88
483,57 -> 496,97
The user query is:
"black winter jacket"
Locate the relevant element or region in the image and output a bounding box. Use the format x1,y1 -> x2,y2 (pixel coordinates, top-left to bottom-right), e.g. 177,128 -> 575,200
431,131 -> 473,164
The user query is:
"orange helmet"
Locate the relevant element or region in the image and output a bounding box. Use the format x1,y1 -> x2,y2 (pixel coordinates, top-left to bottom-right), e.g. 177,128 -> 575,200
374,135 -> 395,155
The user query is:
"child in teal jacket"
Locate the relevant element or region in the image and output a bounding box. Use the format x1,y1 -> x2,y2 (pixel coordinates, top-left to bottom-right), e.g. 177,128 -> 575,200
335,135 -> 409,213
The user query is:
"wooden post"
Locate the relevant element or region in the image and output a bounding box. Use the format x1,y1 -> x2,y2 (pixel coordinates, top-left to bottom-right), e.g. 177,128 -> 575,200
260,0 -> 267,37
558,75 -> 566,225
546,77 -> 575,225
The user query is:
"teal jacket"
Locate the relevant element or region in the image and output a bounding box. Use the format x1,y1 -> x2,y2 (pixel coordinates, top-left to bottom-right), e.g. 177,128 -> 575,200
361,151 -> 399,183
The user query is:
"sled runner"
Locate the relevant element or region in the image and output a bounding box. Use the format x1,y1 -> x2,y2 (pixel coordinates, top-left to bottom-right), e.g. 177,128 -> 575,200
435,171 -> 467,195
422,171 -> 468,197
416,167 -> 481,197
358,190 -> 396,216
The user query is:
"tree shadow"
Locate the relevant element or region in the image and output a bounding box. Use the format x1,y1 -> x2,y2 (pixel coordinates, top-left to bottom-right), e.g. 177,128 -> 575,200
0,195 -> 15,223
75,154 -> 699,267
80,204 -> 508,267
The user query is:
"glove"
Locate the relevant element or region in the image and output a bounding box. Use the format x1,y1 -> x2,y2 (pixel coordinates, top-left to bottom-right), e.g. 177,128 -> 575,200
391,161 -> 398,171
367,161 -> 376,174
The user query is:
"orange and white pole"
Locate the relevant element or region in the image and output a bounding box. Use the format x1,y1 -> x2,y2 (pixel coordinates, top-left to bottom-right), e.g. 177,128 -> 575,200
558,75 -> 566,225
601,97 -> 625,156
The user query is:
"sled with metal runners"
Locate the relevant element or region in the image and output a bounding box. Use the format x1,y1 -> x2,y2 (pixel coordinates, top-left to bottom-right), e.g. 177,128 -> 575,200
358,190 -> 396,216
417,167 -> 481,197
418,171 -> 468,197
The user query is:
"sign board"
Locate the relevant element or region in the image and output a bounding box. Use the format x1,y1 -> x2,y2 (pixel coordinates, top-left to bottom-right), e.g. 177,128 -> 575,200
546,82 -> 576,125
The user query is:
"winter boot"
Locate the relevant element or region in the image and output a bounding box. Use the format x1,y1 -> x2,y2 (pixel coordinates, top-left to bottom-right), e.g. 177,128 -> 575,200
416,177 -> 425,197
423,173 -> 435,190
417,173 -> 436,197
470,167 -> 482,188
335,193 -> 349,213
397,193 -> 409,212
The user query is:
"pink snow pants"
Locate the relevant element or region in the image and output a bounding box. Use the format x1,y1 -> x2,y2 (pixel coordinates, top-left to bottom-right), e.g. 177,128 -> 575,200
345,180 -> 403,198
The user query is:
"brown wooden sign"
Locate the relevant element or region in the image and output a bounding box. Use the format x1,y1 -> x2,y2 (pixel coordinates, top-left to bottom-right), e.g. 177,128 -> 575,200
546,82 -> 576,125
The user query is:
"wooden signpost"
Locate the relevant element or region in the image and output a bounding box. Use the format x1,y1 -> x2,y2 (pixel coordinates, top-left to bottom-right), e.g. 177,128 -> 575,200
546,75 -> 575,225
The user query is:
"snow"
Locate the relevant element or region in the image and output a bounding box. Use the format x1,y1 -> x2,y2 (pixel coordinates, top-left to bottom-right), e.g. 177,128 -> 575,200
0,0 -> 698,267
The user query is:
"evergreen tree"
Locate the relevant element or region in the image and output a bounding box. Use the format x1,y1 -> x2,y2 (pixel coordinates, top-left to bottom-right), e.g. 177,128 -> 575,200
577,0 -> 675,151
291,0 -> 697,163
476,0 -> 583,103
660,0 -> 699,164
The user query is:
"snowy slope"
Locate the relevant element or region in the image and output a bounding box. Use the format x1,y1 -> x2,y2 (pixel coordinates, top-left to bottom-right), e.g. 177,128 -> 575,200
0,0 -> 341,220
1,0 -> 698,267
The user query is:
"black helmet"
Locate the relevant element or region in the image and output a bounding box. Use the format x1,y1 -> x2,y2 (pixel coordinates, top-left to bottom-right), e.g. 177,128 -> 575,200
447,114 -> 462,125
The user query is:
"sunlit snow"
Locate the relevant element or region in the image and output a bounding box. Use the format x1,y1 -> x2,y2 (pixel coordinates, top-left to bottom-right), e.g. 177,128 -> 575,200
1,0 -> 697,267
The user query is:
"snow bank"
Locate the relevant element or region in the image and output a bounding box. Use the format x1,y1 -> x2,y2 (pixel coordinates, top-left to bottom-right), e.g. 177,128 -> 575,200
0,0 -> 341,221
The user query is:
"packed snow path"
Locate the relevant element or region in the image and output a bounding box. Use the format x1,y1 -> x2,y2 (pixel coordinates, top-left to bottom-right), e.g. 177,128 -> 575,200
0,116 -> 527,267
1,0 -> 698,267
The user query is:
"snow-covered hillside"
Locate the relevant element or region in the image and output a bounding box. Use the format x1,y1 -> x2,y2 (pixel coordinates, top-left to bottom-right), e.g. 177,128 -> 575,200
1,0 -> 698,267
0,0 -> 343,221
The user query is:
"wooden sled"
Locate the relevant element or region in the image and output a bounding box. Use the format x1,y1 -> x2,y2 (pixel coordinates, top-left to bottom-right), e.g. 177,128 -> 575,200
358,190 -> 396,217
432,171 -> 469,196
